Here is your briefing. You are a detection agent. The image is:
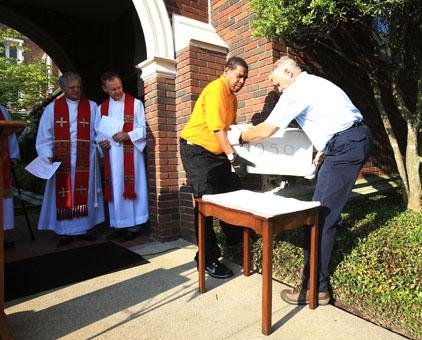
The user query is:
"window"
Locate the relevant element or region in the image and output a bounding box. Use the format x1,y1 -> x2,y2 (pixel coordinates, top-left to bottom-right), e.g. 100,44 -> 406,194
1,38 -> 24,62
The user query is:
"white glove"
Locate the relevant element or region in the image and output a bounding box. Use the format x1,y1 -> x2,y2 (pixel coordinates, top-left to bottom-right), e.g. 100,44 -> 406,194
227,125 -> 243,145
303,163 -> 317,179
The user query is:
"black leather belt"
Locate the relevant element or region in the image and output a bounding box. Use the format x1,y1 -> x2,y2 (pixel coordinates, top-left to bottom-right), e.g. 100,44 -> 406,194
179,137 -> 193,145
333,121 -> 364,138
350,120 -> 364,128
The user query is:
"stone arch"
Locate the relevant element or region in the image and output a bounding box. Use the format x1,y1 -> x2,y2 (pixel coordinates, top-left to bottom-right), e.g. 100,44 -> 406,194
132,0 -> 174,61
132,0 -> 176,80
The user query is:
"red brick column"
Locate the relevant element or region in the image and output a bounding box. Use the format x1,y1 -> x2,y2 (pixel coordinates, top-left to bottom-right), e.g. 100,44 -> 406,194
143,71 -> 180,241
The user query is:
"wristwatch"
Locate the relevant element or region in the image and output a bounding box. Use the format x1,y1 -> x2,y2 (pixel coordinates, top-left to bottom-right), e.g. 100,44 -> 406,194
227,151 -> 237,162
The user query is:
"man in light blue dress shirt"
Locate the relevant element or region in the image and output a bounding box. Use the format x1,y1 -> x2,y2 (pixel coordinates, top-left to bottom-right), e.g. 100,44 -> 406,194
238,56 -> 372,305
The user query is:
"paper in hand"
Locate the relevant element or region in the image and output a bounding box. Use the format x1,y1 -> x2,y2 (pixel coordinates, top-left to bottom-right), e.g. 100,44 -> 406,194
97,115 -> 124,147
25,156 -> 61,179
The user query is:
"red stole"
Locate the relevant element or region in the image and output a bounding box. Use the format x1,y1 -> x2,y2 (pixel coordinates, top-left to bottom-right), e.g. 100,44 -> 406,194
53,96 -> 91,220
100,93 -> 136,201
0,107 -> 12,198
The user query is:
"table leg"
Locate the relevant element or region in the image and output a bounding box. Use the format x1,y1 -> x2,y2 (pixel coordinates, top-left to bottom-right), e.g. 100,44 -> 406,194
198,206 -> 206,293
243,228 -> 250,276
262,223 -> 273,335
309,216 -> 319,309
0,313 -> 13,340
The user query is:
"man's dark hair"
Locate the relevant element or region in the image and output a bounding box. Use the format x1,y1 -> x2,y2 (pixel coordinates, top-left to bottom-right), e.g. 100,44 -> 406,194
225,56 -> 248,71
101,71 -> 121,86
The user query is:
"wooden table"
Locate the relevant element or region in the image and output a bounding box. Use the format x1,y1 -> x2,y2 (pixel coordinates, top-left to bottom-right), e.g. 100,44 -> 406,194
196,192 -> 319,336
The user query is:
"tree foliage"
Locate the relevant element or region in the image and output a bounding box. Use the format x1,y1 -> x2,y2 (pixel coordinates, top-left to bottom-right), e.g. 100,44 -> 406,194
250,0 -> 421,210
0,27 -> 57,116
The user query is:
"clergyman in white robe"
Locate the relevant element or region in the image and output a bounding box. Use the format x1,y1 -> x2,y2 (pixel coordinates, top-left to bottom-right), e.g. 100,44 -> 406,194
36,98 -> 105,235
0,104 -> 19,231
95,94 -> 149,229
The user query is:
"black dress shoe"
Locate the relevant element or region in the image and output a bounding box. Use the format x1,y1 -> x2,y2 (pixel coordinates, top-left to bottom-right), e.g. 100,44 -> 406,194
57,236 -> 74,248
4,240 -> 15,249
77,233 -> 97,242
121,231 -> 140,242
205,260 -> 233,279
106,229 -> 127,240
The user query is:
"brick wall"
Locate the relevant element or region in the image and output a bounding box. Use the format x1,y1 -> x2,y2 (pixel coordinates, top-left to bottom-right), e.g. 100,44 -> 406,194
176,45 -> 228,240
22,37 -> 60,78
210,0 -> 285,191
165,0 -> 208,23
210,0 -> 395,180
211,1 -> 277,123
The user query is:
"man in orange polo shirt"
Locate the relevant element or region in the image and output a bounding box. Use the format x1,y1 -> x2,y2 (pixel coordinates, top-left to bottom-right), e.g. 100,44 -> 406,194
180,56 -> 251,279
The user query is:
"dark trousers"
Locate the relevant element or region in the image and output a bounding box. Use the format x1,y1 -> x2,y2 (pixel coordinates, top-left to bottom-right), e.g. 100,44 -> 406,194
180,139 -> 243,264
302,124 -> 373,292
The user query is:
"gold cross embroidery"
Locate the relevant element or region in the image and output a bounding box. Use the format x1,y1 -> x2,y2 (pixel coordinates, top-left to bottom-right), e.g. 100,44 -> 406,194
55,117 -> 68,127
76,185 -> 87,194
58,187 -> 68,197
79,118 -> 89,127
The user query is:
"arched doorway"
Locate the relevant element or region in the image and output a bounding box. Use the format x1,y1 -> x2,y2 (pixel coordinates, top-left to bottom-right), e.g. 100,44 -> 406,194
0,0 -> 177,250
0,0 -> 153,102
0,0 -> 188,243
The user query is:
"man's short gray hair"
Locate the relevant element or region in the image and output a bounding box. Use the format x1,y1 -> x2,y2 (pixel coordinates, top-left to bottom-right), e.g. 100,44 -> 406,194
58,71 -> 81,88
273,56 -> 301,71
269,56 -> 302,82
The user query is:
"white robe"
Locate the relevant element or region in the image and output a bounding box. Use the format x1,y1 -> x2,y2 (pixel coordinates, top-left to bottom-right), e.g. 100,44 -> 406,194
95,94 -> 149,228
36,98 -> 105,235
0,105 -> 20,230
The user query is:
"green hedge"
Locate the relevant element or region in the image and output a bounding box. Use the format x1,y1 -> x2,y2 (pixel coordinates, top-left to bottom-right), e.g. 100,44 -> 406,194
221,190 -> 421,339
332,209 -> 421,339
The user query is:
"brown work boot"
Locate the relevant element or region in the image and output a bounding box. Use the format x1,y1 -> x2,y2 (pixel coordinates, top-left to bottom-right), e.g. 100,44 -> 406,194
280,287 -> 330,306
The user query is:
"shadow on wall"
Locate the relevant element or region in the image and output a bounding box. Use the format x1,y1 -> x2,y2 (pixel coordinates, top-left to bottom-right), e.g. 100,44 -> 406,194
250,90 -> 279,125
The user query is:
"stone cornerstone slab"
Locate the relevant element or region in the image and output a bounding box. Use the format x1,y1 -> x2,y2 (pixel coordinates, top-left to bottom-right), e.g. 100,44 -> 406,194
233,127 -> 313,176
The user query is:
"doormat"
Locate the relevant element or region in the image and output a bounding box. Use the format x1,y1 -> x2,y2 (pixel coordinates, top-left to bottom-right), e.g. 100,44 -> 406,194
5,241 -> 148,302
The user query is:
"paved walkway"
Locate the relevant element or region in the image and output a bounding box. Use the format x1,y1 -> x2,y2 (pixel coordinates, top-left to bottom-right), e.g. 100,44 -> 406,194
4,239 -> 405,339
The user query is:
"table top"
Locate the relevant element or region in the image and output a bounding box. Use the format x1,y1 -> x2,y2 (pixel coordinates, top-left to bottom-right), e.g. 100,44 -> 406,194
202,190 -> 320,218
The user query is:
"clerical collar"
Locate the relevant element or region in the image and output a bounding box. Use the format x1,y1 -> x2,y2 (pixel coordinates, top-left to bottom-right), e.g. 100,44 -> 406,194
111,93 -> 125,103
65,97 -> 80,103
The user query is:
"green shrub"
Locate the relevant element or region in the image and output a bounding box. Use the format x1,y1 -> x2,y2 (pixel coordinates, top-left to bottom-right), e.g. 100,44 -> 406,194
331,209 -> 421,339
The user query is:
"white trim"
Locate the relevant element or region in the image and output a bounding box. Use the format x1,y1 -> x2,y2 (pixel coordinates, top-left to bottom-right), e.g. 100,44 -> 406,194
172,14 -> 228,54
137,57 -> 177,81
132,0 -> 174,60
